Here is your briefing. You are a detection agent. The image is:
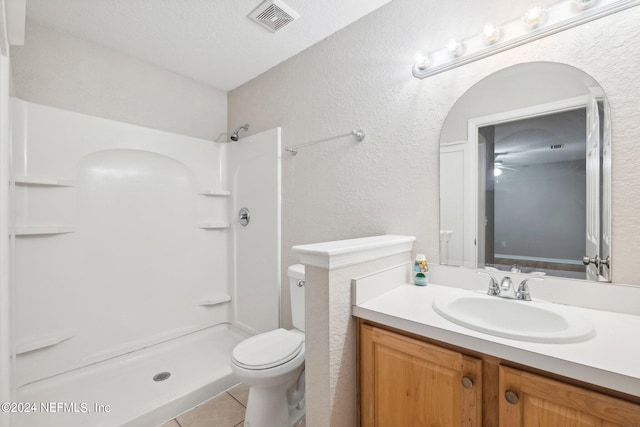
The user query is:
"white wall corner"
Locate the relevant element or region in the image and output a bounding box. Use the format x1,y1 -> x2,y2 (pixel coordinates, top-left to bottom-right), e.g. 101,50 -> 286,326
0,22 -> 12,426
294,235 -> 415,427
5,0 -> 24,46
0,0 -> 7,54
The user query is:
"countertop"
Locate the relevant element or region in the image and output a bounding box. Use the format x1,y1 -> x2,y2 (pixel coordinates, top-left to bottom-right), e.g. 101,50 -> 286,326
352,283 -> 640,397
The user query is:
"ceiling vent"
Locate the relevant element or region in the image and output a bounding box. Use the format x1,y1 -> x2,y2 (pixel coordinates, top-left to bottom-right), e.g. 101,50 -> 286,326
248,0 -> 300,33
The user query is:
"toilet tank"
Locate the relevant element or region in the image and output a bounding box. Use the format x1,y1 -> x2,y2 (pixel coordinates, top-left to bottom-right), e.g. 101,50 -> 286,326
288,264 -> 305,332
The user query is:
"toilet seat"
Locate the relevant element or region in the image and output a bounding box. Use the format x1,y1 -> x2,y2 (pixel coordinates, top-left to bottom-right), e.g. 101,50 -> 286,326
232,328 -> 304,370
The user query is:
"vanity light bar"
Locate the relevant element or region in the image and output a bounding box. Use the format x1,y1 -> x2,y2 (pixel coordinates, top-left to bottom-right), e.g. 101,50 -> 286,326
412,0 -> 640,79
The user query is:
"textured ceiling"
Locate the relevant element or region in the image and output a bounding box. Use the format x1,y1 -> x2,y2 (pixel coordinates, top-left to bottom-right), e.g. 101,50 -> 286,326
495,109 -> 587,166
25,0 -> 392,91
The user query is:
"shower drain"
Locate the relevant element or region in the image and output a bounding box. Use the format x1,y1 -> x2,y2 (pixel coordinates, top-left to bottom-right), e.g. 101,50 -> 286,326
153,372 -> 171,382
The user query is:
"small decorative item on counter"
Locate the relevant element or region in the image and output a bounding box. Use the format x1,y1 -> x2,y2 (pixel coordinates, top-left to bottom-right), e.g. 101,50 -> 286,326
413,253 -> 429,286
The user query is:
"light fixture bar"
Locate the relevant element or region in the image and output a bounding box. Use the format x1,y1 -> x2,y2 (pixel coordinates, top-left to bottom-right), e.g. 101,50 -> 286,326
413,0 -> 640,79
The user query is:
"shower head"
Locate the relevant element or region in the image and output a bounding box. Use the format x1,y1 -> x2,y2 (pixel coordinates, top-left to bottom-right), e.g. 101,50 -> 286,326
230,124 -> 249,141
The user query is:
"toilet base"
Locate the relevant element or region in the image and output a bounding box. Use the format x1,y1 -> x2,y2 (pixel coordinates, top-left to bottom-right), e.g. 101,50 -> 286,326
243,386 -> 304,427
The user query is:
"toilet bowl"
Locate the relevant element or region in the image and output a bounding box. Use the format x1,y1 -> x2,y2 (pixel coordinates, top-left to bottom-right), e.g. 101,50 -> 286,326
231,264 -> 306,427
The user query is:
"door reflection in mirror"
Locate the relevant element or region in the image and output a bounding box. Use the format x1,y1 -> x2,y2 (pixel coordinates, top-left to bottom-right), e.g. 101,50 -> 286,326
480,109 -> 587,279
439,62 -> 611,282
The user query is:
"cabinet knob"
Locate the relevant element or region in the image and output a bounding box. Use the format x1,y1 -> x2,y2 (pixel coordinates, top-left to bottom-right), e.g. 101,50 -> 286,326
461,376 -> 474,389
505,390 -> 519,404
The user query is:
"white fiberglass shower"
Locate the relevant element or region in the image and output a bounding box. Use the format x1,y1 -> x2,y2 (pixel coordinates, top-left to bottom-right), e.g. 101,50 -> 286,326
8,100 -> 281,427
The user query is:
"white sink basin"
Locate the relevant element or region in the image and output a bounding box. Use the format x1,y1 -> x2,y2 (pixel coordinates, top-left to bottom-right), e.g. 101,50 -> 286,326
432,292 -> 595,343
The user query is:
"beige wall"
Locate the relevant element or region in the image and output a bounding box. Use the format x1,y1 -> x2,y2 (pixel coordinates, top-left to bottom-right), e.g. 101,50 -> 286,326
11,19 -> 227,141
228,0 -> 640,326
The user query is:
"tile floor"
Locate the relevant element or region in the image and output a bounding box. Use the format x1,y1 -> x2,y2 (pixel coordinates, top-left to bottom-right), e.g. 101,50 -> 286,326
160,383 -> 249,427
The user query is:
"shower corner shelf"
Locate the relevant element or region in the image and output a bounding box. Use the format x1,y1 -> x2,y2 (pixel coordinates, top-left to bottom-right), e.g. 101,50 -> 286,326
198,223 -> 230,230
198,189 -> 231,196
15,226 -> 76,236
15,175 -> 76,187
197,294 -> 232,307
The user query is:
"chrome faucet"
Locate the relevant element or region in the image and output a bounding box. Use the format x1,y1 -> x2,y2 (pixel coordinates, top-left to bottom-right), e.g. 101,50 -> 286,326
499,276 -> 517,299
476,271 -> 544,300
515,277 -> 544,301
476,271 -> 500,296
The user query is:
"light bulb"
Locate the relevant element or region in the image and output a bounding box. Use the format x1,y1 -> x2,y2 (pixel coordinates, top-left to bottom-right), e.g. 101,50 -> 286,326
482,24 -> 501,44
414,52 -> 430,71
524,5 -> 546,29
573,0 -> 597,10
447,39 -> 463,57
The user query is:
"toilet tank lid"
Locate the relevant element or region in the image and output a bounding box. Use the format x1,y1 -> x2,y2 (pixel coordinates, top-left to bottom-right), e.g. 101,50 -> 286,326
288,264 -> 305,280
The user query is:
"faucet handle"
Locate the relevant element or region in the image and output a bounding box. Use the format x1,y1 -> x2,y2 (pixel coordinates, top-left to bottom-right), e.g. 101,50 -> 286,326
516,277 -> 544,301
477,271 -> 500,296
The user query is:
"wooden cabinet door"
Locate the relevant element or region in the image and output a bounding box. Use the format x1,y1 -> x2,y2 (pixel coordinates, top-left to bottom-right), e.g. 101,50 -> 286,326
499,365 -> 640,427
360,324 -> 482,426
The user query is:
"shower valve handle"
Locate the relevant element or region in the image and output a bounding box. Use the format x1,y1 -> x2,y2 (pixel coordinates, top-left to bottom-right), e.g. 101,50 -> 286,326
238,207 -> 251,226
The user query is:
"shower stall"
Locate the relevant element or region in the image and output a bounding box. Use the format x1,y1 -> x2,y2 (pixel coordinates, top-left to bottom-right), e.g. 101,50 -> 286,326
6,100 -> 281,426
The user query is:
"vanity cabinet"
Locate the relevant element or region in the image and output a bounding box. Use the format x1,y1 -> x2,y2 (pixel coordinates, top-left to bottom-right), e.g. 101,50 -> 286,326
499,365 -> 640,426
359,323 -> 482,426
358,321 -> 640,427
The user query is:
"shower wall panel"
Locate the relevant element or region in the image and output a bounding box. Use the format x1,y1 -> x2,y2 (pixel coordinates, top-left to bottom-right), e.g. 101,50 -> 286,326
13,99 -> 230,386
228,128 -> 281,334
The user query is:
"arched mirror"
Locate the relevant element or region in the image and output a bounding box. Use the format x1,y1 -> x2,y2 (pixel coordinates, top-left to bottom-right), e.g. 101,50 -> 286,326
439,62 -> 611,281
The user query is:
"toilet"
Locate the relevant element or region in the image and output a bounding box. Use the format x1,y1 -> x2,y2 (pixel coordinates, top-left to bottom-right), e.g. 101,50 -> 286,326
231,264 -> 306,427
